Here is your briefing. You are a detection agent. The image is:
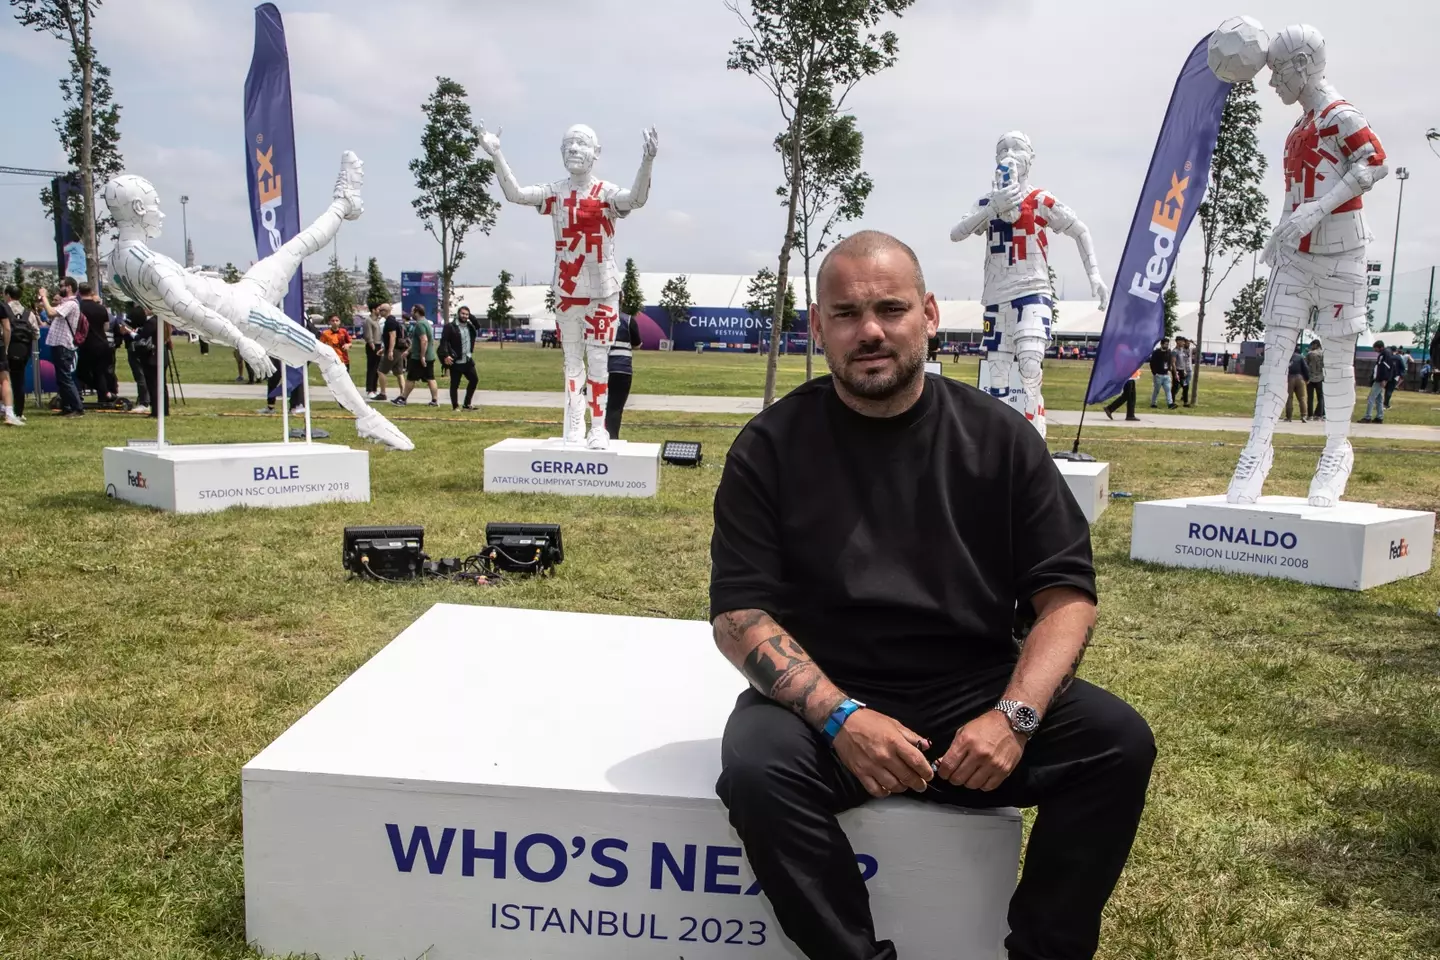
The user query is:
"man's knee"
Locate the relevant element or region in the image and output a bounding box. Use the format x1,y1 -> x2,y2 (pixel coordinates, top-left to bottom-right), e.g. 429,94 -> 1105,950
1104,698 -> 1157,782
716,697 -> 820,811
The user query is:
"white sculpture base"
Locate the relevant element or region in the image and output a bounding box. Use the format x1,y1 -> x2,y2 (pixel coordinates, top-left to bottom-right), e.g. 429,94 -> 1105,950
484,437 -> 661,497
242,604 -> 1022,960
1054,460 -> 1110,523
103,442 -> 370,514
1131,495 -> 1434,590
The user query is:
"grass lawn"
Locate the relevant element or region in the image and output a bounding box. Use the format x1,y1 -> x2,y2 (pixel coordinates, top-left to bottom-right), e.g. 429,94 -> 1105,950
162,339 -> 1440,427
1,401 -> 1437,959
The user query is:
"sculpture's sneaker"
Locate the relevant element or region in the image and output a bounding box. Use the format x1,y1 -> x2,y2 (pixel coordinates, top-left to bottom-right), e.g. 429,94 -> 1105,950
586,425 -> 610,450
1308,439 -> 1354,507
355,410 -> 414,451
335,150 -> 365,221
1226,444 -> 1273,504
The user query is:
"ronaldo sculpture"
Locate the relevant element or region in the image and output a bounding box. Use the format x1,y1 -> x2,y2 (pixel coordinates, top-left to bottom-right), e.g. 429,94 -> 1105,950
1210,20 -> 1388,506
479,121 -> 658,449
103,152 -> 413,451
950,131 -> 1109,436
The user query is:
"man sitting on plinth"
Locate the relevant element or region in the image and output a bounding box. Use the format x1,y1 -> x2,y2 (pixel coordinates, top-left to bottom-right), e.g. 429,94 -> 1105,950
709,231 -> 1155,960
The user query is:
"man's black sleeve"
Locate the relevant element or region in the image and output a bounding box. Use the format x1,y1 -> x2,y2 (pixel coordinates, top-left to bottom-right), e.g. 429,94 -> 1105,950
708,425 -> 785,623
1008,426 -> 1097,608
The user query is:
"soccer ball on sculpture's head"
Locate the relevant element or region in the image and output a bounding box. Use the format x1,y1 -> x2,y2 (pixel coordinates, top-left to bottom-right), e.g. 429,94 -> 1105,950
1208,16 -> 1271,83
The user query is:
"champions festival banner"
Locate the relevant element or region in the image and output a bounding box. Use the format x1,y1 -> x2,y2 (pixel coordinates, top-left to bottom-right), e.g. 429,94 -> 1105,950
1084,36 -> 1230,405
244,2 -> 305,399
635,307 -> 809,352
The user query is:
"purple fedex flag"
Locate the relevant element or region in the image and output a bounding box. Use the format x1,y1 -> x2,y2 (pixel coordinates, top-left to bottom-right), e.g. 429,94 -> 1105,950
1085,37 -> 1230,405
244,3 -> 304,399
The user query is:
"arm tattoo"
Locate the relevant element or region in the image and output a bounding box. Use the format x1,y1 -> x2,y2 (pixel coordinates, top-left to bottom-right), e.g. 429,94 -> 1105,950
714,611 -> 843,726
1048,625 -> 1093,709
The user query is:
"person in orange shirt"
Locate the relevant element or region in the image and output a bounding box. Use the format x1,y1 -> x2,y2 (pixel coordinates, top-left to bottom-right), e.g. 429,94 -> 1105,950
318,314 -> 353,368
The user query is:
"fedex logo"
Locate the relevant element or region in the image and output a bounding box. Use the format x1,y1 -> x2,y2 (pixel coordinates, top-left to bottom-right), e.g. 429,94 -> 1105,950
1389,539 -> 1409,559
1127,170 -> 1190,304
254,139 -> 285,253
126,470 -> 147,489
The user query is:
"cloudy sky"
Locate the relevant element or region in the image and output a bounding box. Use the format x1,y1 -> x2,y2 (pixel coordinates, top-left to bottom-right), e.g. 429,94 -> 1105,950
3,0 -> 1438,320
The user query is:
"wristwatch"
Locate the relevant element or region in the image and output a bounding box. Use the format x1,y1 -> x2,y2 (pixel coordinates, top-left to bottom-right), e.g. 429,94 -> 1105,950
823,698 -> 866,743
994,700 -> 1041,737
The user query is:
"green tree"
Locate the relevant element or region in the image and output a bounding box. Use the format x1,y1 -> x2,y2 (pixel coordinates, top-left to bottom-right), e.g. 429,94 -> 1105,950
39,56 -> 123,249
745,266 -> 798,333
410,77 -> 499,325
1163,280 -> 1180,340
1192,79 -> 1269,403
1224,276 -> 1266,342
777,101 -> 872,379
11,258 -> 55,312
620,257 -> 644,317
727,0 -> 914,406
364,256 -> 389,309
658,275 -> 693,338
13,1 -> 112,291
319,253 -> 356,322
221,262 -> 241,284
487,269 -> 514,329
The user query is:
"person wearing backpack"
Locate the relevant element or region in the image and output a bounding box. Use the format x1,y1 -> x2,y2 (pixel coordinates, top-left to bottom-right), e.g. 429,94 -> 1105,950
38,279 -> 86,416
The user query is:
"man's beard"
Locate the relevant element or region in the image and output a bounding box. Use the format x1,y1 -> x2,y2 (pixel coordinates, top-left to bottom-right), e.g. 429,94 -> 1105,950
826,340 -> 925,401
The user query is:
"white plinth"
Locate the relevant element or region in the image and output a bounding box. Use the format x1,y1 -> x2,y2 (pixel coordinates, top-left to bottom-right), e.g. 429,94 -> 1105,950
1131,495 -> 1434,590
1054,460 -> 1110,523
103,442 -> 369,513
484,437 -> 661,497
243,604 -> 1022,960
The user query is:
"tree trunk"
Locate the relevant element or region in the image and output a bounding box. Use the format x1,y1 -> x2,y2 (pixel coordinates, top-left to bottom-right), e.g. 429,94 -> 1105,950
802,231 -> 814,381
439,223 -> 450,325
763,117 -> 804,408
1193,259 -> 1211,402
80,9 -> 99,291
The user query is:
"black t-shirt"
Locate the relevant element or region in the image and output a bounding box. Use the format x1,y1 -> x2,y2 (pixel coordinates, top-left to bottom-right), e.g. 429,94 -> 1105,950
1149,348 -> 1172,375
383,316 -> 406,351
709,374 -> 1095,700
78,299 -> 112,353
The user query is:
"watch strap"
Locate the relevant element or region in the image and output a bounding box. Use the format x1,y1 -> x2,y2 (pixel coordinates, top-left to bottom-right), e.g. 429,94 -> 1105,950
823,698 -> 865,742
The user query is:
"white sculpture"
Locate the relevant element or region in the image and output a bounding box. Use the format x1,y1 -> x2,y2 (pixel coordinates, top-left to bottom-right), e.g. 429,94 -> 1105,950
479,121 -> 658,448
104,152 -> 413,451
950,131 -> 1109,436
1212,20 -> 1389,506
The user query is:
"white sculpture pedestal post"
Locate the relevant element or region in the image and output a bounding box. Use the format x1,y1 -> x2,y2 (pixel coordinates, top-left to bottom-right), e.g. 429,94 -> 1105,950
1130,495 -> 1433,589
242,603 -> 1022,960
483,437 -> 661,497
1053,459 -> 1110,524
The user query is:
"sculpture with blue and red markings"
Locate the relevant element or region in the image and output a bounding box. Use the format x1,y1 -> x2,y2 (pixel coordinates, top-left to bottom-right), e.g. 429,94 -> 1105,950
950,131 -> 1109,437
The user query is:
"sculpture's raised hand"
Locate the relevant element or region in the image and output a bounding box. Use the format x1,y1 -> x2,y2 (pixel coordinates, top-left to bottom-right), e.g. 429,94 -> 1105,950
641,127 -> 659,160
477,121 -> 502,158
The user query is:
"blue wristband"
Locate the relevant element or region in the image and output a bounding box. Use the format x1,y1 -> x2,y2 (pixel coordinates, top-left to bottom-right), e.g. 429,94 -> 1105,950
823,699 -> 865,742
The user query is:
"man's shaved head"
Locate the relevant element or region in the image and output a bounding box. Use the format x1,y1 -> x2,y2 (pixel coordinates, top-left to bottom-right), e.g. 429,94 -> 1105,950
817,230 -> 926,301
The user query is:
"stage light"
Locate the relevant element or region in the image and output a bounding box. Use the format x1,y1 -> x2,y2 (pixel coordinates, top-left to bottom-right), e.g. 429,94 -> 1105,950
485,522 -> 564,573
343,525 -> 425,580
661,440 -> 702,467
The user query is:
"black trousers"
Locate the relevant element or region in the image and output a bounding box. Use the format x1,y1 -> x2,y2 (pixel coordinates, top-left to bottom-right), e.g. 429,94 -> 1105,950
717,677 -> 1155,960
449,358 -> 478,408
266,360 -> 304,409
605,371 -> 633,438
1174,370 -> 1190,405
1306,381 -> 1324,418
140,358 -> 165,418
1104,380 -> 1137,419
126,350 -> 151,406
365,342 -> 381,394
8,354 -> 30,416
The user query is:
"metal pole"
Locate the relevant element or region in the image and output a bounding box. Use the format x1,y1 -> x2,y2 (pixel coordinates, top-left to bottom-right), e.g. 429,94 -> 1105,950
156,320 -> 166,447
1383,167 -> 1409,330
1426,265 -> 1436,363
281,361 -> 290,443
180,195 -> 190,268
302,364 -> 312,443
